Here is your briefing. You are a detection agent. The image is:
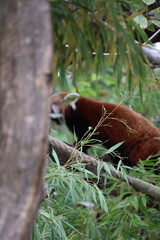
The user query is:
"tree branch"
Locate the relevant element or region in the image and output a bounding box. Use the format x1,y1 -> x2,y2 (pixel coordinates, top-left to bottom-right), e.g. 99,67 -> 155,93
48,136 -> 160,201
148,0 -> 160,12
140,41 -> 160,67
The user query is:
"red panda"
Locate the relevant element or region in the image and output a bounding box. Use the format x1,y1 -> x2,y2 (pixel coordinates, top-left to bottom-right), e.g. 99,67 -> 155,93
51,92 -> 160,167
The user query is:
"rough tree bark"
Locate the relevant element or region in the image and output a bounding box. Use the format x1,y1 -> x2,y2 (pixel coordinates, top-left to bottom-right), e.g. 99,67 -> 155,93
0,0 -> 53,239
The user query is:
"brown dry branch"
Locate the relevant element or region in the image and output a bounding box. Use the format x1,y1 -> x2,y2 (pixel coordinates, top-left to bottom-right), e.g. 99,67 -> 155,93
48,136 -> 160,201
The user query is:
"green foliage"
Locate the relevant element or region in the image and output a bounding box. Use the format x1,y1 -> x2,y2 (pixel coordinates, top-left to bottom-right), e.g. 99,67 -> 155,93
33,158 -> 160,240
50,0 -> 157,89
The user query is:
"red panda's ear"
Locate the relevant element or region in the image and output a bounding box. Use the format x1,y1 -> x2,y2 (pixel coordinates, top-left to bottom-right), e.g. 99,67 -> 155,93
62,93 -> 80,104
63,93 -> 80,110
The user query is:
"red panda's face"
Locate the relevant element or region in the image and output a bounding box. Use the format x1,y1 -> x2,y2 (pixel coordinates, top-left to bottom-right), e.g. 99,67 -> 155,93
51,92 -> 68,114
50,92 -> 68,122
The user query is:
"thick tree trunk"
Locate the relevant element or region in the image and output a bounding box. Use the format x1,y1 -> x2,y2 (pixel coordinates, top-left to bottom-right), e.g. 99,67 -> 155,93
0,0 -> 53,239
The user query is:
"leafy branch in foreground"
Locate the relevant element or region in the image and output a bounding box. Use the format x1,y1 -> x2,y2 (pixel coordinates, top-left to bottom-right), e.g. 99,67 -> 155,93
48,136 -> 160,201
33,136 -> 160,240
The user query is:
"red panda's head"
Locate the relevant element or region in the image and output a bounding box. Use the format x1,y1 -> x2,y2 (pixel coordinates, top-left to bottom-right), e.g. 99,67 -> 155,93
51,92 -> 68,115
50,92 -> 80,121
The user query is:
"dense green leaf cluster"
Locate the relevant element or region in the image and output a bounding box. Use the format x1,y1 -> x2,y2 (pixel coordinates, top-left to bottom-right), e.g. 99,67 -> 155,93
33,158 -> 160,240
50,0 -> 154,89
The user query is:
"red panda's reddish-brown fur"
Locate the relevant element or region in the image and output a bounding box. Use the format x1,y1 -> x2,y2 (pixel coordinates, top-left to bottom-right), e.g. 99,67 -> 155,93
51,92 -> 160,166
